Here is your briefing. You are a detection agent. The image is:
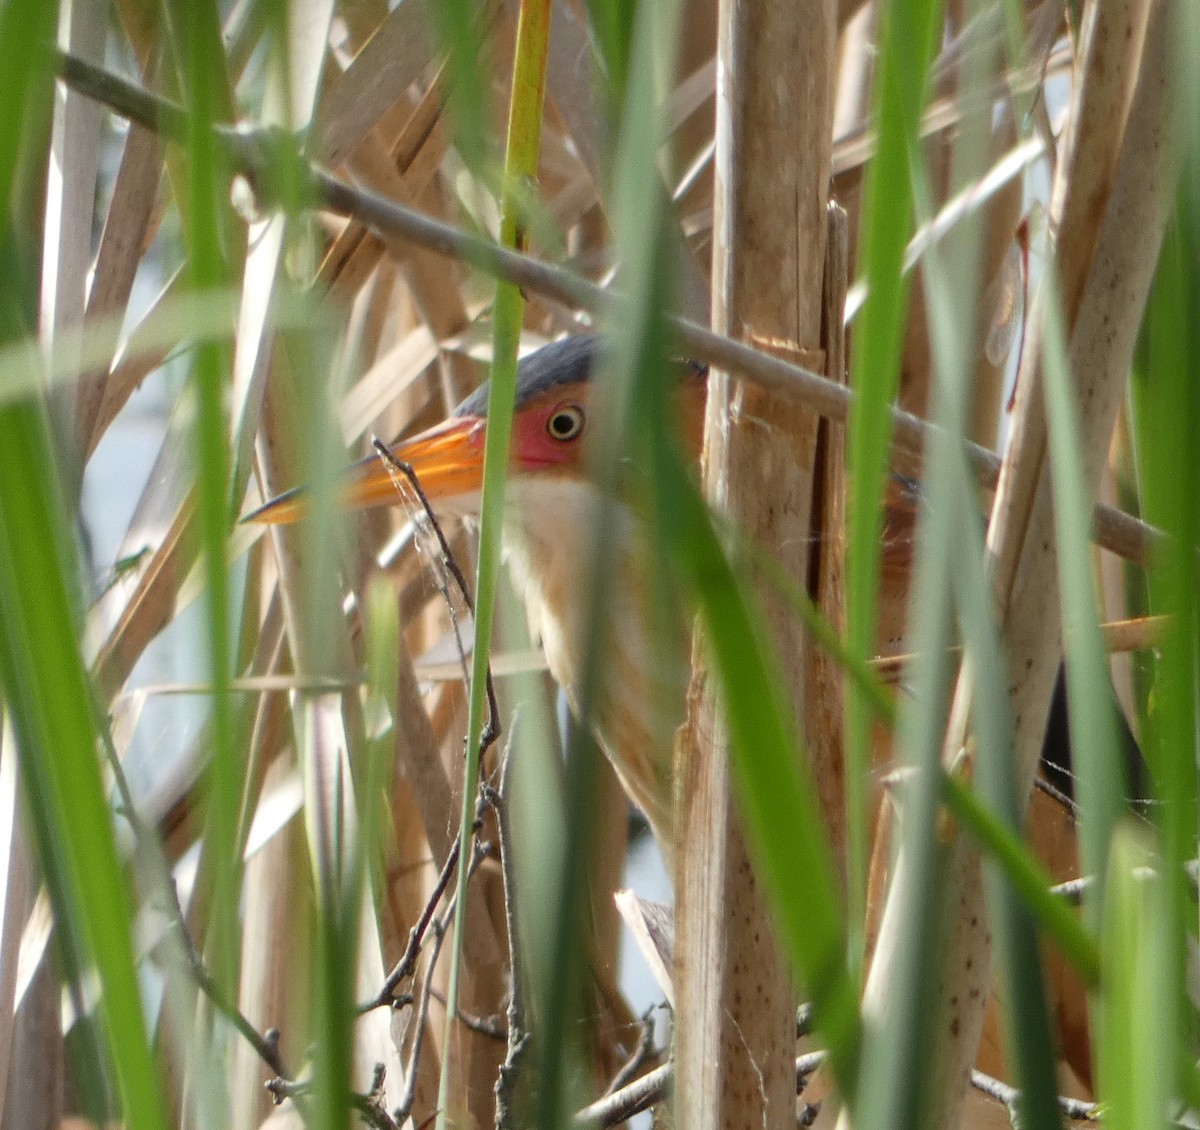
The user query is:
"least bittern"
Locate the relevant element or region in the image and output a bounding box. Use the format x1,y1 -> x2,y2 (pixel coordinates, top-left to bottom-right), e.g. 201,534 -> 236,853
250,335 -> 1104,853
253,337 -> 713,847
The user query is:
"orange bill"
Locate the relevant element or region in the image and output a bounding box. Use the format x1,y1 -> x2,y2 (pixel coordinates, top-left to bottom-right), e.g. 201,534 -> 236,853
245,416 -> 485,525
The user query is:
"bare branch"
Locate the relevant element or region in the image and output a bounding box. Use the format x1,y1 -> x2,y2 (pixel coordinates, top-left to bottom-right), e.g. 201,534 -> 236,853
489,735 -> 530,1130
362,830 -> 463,1014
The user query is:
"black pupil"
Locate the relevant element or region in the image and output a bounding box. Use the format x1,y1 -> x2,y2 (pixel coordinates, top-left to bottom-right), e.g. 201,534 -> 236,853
551,411 -> 578,438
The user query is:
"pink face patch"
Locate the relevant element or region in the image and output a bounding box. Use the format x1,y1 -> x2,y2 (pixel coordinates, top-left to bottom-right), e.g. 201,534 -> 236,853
510,397 -> 587,471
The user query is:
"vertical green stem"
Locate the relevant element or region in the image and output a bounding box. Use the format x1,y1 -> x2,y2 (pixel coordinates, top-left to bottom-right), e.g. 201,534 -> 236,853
435,5 -> 552,1127
843,0 -> 942,970
174,1 -> 241,1000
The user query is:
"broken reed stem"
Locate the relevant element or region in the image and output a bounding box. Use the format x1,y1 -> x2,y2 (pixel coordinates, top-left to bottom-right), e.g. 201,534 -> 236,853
49,46 -> 1160,569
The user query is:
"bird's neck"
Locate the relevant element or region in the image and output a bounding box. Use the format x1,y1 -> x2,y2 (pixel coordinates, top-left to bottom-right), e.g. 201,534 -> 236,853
501,476 -> 684,850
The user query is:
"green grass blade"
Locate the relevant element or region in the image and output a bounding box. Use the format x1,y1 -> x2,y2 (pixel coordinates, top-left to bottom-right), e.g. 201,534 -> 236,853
584,0 -> 638,111
941,774 -> 1100,985
918,40 -> 1061,1113
1098,823 -> 1172,1130
954,515 -> 1061,1130
526,4 -> 691,1123
0,281 -> 166,1130
437,4 -> 552,1126
0,8 -> 163,1124
849,9 -> 1013,1120
173,0 -> 243,1003
286,302 -> 359,1130
854,1 -> 1052,1105
0,2 -> 56,221
429,0 -> 491,175
1039,266 -> 1127,927
843,0 -> 943,967
1131,199 -> 1200,1125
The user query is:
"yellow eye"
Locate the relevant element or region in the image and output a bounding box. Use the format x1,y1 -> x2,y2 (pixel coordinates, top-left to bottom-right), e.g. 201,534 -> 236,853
546,404 -> 585,441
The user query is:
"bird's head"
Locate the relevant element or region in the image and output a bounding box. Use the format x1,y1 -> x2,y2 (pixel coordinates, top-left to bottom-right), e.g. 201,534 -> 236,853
247,335 -> 707,526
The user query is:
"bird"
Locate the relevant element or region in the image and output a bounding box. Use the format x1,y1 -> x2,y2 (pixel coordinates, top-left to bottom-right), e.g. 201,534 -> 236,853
248,334 -> 1134,858
251,336 -> 711,850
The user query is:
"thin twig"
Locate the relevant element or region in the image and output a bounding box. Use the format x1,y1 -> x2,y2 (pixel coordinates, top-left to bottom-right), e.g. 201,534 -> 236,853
602,1007 -> 660,1097
394,838 -> 491,1126
490,731 -> 530,1130
364,783 -> 497,1014
48,45 -> 1161,569
970,1068 -> 1099,1124
1034,771 -> 1080,819
266,1075 -> 400,1130
368,440 -> 504,1128
371,439 -> 500,751
426,992 -> 508,1040
359,1065 -> 400,1130
361,830 -> 463,1013
171,894 -> 292,1077
493,734 -> 524,1039
358,436 -> 503,1016
394,919 -> 449,1125
99,724 -> 293,1079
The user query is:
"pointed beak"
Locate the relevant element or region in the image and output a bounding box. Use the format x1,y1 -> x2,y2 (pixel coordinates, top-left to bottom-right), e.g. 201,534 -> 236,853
245,415 -> 486,525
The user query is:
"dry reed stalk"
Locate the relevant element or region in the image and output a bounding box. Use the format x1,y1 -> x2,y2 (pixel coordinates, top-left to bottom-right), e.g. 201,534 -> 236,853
234,780 -> 313,1130
76,122 -> 162,452
674,2 -> 836,1128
